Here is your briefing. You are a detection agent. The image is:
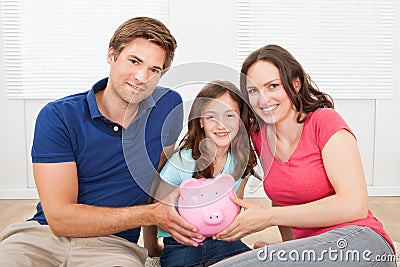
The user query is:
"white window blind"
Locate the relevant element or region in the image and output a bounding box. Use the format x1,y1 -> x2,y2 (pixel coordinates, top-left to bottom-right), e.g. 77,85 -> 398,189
1,0 -> 168,99
237,0 -> 396,99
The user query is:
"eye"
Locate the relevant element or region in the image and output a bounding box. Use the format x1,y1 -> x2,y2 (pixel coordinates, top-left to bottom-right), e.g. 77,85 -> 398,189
130,59 -> 139,65
151,68 -> 161,74
269,83 -> 280,90
226,112 -> 237,119
205,115 -> 216,120
247,88 -> 259,94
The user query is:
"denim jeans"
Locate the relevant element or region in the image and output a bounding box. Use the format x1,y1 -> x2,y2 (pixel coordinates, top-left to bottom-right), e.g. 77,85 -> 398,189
160,236 -> 251,267
211,226 -> 396,266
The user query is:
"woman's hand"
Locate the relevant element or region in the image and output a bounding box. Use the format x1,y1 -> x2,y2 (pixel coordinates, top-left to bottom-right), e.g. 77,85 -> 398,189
215,195 -> 271,242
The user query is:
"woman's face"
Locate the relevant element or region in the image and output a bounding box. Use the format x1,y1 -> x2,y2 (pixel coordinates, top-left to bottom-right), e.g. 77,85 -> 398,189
200,92 -> 241,152
245,60 -> 298,125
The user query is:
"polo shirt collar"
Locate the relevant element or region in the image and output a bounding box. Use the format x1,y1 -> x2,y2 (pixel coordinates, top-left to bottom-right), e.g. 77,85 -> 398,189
87,78 -> 157,120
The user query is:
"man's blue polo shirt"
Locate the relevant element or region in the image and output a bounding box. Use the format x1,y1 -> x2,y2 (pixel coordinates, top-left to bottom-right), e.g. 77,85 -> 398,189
30,78 -> 183,243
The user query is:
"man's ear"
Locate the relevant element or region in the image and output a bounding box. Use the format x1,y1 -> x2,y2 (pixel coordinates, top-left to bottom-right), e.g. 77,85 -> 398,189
107,48 -> 115,64
293,77 -> 301,92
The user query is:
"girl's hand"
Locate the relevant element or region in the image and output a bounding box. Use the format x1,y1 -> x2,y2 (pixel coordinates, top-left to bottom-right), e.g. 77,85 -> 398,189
215,195 -> 271,241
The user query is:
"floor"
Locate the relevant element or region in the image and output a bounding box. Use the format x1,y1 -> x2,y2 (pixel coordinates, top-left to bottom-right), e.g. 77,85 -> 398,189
1,197 -> 399,245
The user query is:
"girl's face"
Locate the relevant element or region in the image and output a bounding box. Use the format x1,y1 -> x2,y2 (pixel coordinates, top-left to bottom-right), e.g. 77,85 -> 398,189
245,60 -> 299,125
200,92 -> 241,152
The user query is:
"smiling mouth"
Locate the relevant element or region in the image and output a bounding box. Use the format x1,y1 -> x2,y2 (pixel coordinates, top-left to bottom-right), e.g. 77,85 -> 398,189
261,104 -> 278,112
127,82 -> 144,93
214,132 -> 229,137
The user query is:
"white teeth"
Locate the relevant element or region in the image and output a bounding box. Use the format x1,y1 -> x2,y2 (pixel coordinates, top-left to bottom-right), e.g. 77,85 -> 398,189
261,104 -> 278,112
127,82 -> 142,91
215,132 -> 228,137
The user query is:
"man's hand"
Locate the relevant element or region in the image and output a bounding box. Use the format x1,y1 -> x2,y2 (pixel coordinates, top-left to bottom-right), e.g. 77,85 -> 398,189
152,188 -> 203,247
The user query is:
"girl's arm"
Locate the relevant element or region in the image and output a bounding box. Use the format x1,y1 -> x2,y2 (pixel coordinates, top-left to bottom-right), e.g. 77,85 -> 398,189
216,129 -> 368,241
143,225 -> 163,257
235,178 -> 248,199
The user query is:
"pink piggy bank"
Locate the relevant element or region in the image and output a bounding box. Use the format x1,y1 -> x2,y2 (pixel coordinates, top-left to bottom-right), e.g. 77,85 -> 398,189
177,174 -> 239,242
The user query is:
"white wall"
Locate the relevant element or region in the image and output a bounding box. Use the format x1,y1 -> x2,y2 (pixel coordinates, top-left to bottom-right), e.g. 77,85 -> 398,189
0,0 -> 399,198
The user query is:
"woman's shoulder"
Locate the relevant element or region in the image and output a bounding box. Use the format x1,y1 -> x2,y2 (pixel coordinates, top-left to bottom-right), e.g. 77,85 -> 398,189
306,108 -> 347,129
306,108 -> 354,148
307,108 -> 342,121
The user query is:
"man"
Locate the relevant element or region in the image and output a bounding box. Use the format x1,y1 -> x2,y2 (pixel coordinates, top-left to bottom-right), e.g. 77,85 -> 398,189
0,17 -> 201,266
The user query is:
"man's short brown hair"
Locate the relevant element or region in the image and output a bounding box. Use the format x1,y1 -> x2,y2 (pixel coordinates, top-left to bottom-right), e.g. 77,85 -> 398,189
109,17 -> 177,70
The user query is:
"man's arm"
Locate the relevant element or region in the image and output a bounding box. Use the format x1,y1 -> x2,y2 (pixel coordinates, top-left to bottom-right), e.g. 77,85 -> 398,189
235,179 -> 248,199
33,161 -> 200,246
34,162 -> 154,236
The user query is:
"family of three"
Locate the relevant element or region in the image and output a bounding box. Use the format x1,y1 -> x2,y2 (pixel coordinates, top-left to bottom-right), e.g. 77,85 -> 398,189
0,17 -> 395,267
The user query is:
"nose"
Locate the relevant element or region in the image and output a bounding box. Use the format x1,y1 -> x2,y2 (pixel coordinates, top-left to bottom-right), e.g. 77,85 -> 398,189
215,115 -> 232,130
204,210 -> 224,225
258,89 -> 270,105
134,66 -> 149,84
215,120 -> 226,130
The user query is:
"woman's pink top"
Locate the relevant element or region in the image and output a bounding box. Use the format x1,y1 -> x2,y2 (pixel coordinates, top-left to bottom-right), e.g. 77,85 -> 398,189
251,108 -> 394,251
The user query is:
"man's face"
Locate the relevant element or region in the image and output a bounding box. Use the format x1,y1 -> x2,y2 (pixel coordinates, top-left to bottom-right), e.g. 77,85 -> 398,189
107,38 -> 166,106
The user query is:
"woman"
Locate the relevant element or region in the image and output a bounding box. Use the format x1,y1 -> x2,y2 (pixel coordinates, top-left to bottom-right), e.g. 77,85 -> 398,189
213,45 -> 396,266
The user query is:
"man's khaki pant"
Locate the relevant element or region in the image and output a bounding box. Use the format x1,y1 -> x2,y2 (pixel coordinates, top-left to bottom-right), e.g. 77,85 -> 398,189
0,221 -> 147,267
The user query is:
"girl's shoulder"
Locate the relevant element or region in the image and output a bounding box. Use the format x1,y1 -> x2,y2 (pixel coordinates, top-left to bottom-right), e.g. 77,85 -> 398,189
169,148 -> 196,166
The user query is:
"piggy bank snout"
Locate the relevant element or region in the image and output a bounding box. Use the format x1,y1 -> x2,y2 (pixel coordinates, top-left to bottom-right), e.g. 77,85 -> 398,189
204,209 -> 224,225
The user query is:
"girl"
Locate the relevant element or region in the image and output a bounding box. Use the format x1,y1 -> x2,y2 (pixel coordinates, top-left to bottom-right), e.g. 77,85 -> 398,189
147,80 -> 258,267
213,45 -> 396,266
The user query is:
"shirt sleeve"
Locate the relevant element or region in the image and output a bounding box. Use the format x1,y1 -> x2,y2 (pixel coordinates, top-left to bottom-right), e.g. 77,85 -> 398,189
31,102 -> 75,163
312,108 -> 356,150
161,91 -> 183,147
251,130 -> 262,156
159,152 -> 186,187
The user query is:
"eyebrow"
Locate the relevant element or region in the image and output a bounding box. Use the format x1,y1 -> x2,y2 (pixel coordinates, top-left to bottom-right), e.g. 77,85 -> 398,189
264,79 -> 280,86
131,55 -> 163,71
202,109 -> 238,114
247,78 -> 280,89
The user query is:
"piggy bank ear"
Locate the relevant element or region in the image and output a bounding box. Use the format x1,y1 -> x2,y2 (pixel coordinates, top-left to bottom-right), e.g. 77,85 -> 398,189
213,174 -> 235,193
179,178 -> 202,198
